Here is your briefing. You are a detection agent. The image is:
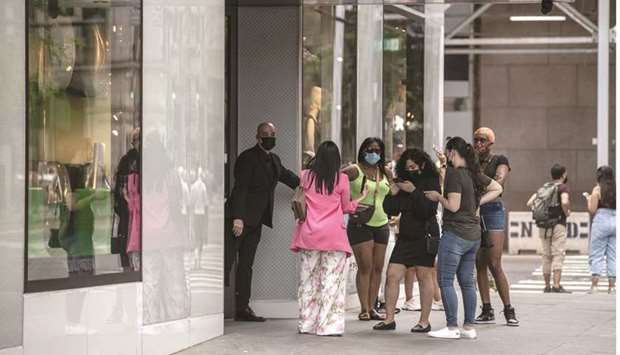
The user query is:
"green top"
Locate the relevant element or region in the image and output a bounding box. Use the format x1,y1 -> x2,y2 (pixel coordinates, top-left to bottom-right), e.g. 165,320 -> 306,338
349,164 -> 390,227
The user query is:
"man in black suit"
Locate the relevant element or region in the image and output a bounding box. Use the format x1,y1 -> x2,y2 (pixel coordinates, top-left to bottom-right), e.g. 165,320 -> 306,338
230,122 -> 299,322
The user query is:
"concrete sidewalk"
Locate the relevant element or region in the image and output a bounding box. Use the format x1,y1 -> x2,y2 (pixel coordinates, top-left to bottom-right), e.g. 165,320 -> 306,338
179,292 -> 615,355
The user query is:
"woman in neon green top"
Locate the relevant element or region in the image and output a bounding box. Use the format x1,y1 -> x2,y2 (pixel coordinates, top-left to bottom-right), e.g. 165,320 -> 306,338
343,137 -> 392,322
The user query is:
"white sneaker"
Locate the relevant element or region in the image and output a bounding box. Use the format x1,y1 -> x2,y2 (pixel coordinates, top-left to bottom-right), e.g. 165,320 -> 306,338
401,298 -> 421,311
588,286 -> 599,294
460,328 -> 477,339
431,301 -> 444,311
428,327 -> 461,339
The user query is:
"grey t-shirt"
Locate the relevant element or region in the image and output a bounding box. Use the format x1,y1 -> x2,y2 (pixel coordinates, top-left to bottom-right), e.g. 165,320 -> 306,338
442,167 -> 492,241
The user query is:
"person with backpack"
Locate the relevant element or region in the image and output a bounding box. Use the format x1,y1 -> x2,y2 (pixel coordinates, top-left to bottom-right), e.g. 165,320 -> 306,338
584,166 -> 616,294
290,141 -> 368,336
527,164 -> 572,293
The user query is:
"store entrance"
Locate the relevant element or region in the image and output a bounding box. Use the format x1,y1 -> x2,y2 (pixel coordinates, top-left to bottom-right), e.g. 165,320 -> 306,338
224,4 -> 238,319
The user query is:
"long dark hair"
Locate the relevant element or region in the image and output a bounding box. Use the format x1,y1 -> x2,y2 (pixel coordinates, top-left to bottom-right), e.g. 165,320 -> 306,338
357,137 -> 387,179
596,165 -> 615,208
307,141 -> 341,195
445,136 -> 485,202
396,148 -> 439,181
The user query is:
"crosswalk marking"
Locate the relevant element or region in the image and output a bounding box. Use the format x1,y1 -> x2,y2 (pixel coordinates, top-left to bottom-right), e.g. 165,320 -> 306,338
510,255 -> 608,295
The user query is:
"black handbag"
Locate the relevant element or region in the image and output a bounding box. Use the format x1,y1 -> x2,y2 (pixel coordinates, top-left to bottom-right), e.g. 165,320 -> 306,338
424,221 -> 440,255
480,215 -> 494,249
349,171 -> 380,225
48,228 -> 61,248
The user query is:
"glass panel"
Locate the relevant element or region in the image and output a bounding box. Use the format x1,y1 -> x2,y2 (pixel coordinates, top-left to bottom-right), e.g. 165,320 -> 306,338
26,0 -> 141,291
383,6 -> 424,160
0,0 -> 25,348
302,5 -> 357,166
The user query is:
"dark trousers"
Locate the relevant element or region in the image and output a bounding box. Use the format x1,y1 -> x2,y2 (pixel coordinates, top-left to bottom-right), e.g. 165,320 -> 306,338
234,224 -> 263,312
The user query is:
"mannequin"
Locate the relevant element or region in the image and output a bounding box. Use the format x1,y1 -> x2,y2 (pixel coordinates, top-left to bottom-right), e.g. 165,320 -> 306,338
113,128 -> 140,270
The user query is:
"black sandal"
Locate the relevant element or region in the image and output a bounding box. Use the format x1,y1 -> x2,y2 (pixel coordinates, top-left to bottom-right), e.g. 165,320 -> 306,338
373,321 -> 396,331
358,312 -> 371,321
369,309 -> 386,321
411,324 -> 431,333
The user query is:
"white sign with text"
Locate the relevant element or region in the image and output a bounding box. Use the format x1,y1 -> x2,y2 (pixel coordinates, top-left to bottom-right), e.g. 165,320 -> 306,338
508,212 -> 590,255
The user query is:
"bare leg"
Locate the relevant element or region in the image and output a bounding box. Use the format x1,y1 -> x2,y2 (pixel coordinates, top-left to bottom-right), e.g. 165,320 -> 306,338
416,266 -> 434,327
486,232 -> 511,306
432,267 -> 441,302
404,268 -> 417,301
476,247 -> 491,304
544,274 -> 551,289
352,241 -> 375,314
384,264 -> 406,323
553,270 -> 562,288
368,243 -> 388,312
591,276 -> 600,288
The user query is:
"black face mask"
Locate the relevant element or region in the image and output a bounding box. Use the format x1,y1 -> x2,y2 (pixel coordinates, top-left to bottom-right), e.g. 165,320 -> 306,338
402,170 -> 421,183
260,137 -> 276,151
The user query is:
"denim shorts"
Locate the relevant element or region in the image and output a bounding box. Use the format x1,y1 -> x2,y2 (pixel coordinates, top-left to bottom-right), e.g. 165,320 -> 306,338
480,202 -> 506,232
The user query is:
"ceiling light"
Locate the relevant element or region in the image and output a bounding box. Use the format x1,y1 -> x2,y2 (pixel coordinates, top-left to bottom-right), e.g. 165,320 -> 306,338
510,15 -> 566,22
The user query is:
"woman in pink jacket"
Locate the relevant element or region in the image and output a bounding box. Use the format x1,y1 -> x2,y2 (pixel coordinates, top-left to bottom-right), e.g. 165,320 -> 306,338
291,141 -> 368,336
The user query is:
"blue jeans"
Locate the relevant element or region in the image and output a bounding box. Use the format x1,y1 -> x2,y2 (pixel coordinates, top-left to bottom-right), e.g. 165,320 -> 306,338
480,202 -> 506,231
437,230 -> 480,327
590,209 -> 616,279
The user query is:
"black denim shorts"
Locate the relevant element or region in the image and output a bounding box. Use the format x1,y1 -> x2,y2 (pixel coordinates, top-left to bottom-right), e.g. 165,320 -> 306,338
347,222 -> 390,246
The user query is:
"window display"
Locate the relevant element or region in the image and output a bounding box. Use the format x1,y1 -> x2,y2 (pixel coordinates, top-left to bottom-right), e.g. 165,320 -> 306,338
26,0 -> 142,291
302,6 -> 357,166
382,7 -> 425,158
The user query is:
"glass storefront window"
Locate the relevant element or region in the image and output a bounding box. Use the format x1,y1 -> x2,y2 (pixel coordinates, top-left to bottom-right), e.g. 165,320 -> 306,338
302,5 -> 357,166
382,7 -> 425,159
26,0 -> 142,291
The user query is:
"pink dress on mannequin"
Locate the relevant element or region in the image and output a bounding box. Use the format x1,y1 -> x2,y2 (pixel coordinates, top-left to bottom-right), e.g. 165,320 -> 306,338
126,172 -> 141,253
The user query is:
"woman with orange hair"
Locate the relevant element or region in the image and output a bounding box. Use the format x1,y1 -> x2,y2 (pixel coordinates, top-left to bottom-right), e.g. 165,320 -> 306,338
473,127 -> 519,327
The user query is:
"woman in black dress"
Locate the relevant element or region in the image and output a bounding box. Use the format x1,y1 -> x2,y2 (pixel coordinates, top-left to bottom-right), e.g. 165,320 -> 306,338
373,148 -> 440,332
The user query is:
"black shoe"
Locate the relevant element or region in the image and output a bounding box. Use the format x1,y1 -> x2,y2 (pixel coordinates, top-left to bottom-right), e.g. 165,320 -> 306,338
369,309 -> 386,321
552,286 -> 572,294
475,306 -> 495,324
503,306 -> 520,327
543,286 -> 552,293
411,324 -> 431,333
235,307 -> 266,322
373,321 -> 396,331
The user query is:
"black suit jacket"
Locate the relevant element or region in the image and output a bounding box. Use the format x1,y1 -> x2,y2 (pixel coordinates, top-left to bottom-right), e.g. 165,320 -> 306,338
230,145 -> 299,228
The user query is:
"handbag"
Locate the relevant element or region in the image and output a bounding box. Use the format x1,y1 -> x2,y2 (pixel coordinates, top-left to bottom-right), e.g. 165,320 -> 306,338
349,169 -> 380,225
291,185 -> 307,221
480,215 -> 494,249
424,221 -> 440,255
48,228 -> 61,248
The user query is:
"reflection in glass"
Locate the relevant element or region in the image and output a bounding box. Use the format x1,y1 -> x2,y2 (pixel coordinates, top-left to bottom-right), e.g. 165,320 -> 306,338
26,0 -> 141,288
302,6 -> 357,166
383,7 -> 425,159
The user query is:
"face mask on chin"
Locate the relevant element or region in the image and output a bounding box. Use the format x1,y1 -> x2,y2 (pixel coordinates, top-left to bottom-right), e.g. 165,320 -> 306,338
260,137 -> 276,151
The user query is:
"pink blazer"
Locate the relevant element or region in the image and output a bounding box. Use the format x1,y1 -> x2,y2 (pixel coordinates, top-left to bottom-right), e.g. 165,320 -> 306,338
290,171 -> 358,256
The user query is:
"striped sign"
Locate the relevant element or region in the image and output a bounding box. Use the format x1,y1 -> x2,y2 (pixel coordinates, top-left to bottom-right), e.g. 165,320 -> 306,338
508,212 -> 590,255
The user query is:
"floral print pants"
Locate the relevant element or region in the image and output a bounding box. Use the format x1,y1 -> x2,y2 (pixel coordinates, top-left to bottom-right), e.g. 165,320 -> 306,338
298,250 -> 348,336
